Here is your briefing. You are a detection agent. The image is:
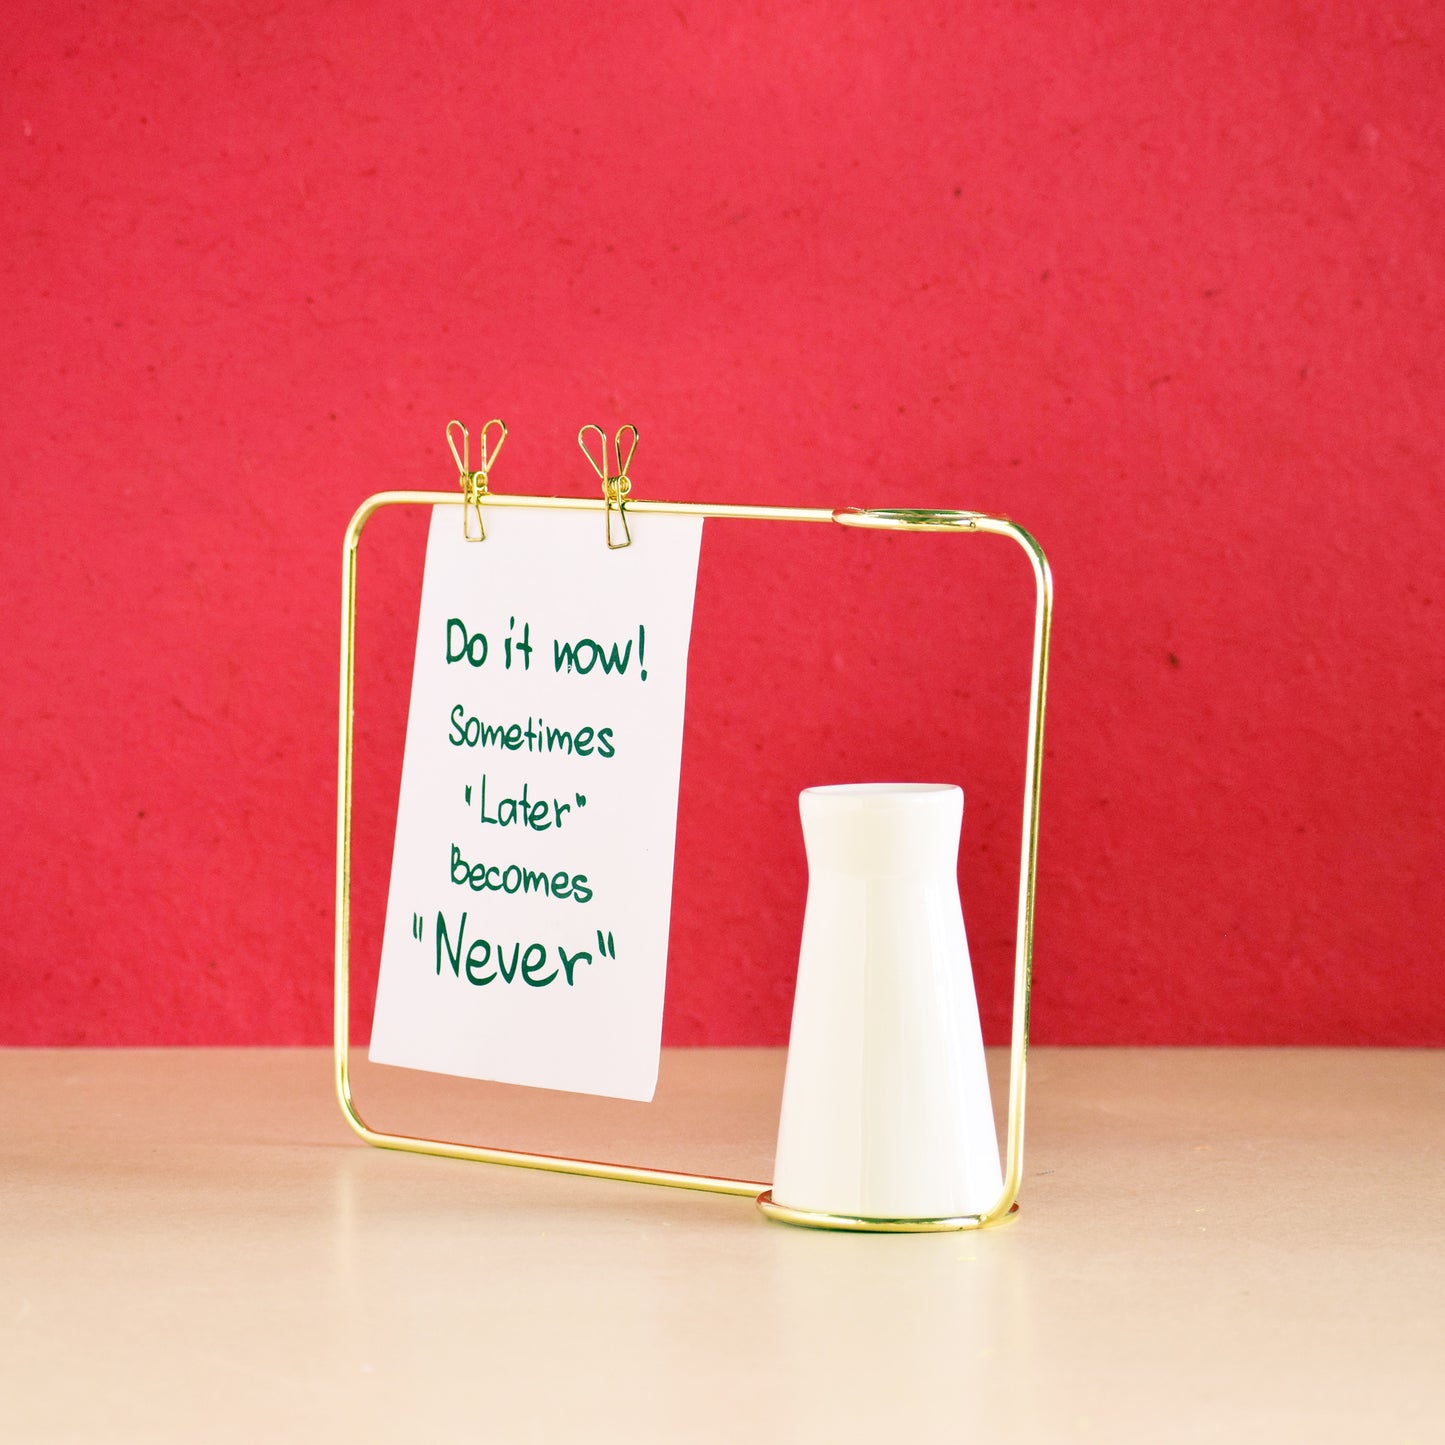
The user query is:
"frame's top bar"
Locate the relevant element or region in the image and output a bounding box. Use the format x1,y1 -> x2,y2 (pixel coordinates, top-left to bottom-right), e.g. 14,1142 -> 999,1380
345,491 -> 1027,542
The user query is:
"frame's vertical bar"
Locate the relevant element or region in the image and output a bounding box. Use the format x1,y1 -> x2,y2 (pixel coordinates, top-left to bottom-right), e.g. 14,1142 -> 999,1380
333,496 -> 375,1139
984,518 -> 1052,1226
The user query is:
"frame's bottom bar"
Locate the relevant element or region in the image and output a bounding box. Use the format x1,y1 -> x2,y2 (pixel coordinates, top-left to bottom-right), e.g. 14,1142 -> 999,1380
754,1190 -> 1020,1233
342,1098 -> 767,1197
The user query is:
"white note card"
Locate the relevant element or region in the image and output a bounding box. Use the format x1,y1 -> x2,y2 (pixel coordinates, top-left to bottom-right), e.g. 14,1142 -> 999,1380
369,504 -> 704,1101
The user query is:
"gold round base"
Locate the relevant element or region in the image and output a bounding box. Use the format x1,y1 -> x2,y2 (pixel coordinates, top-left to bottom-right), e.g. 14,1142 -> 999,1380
755,1191 -> 1018,1233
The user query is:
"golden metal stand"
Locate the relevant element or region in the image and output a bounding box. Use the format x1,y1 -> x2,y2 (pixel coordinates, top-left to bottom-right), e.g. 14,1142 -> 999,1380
335,488 -> 1052,1232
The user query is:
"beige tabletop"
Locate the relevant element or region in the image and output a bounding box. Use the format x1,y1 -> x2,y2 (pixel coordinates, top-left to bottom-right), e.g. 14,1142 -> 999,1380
1,1047 -> 1441,1442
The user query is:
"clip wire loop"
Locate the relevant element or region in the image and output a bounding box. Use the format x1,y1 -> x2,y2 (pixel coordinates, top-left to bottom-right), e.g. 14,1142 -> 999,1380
447,418 -> 507,540
577,424 -> 638,548
336,493 -> 1051,1231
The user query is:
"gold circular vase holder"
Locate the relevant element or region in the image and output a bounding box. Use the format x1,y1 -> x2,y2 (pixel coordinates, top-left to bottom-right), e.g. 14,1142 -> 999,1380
755,1192 -> 1020,1233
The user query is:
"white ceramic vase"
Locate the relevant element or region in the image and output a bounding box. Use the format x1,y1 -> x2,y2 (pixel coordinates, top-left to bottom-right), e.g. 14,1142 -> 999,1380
771,784 -> 1003,1221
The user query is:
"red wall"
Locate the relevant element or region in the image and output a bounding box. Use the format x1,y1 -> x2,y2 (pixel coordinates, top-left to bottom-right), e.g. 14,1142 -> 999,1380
3,2 -> 1441,1046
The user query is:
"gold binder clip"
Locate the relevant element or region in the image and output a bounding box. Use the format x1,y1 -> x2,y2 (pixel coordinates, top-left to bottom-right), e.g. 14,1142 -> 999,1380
446,418 -> 507,541
578,424 -> 638,550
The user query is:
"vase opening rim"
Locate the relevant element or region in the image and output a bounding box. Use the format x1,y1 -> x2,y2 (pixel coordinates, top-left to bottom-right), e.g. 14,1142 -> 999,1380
802,783 -> 960,797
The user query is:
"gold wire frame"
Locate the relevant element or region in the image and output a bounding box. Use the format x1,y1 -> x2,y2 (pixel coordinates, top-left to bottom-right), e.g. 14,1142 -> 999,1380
335,491 -> 1052,1232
